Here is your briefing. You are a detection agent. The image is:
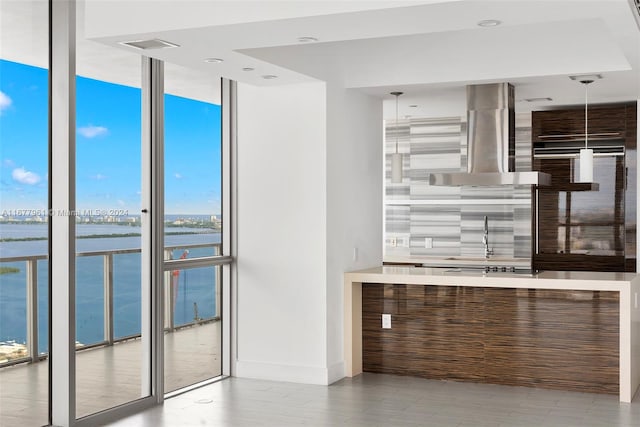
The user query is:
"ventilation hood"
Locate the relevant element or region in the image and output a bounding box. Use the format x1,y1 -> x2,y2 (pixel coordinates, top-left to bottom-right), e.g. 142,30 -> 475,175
429,83 -> 551,186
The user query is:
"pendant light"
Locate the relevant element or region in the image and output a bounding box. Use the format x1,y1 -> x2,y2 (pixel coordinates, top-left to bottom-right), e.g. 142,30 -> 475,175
578,78 -> 594,182
390,91 -> 404,183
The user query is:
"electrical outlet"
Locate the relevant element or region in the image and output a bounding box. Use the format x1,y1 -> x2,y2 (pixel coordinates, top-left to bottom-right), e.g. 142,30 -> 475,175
425,237 -> 433,248
389,237 -> 397,247
382,314 -> 391,329
353,247 -> 358,262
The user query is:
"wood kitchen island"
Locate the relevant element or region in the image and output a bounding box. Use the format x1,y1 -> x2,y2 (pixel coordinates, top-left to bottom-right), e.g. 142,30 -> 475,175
344,266 -> 640,402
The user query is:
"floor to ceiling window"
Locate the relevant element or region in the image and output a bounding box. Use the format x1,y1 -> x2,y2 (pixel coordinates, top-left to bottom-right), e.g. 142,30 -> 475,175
1,2 -> 232,424
74,17 -> 147,417
163,62 -> 224,393
0,1 -> 50,426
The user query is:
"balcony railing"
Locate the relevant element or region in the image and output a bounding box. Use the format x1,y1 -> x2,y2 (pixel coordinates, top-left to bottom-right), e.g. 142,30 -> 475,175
0,242 -> 223,367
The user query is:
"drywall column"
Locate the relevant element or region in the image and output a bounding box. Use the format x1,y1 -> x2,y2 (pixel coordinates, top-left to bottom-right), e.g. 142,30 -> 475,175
325,86 -> 383,382
235,82 -> 381,384
235,82 -> 328,383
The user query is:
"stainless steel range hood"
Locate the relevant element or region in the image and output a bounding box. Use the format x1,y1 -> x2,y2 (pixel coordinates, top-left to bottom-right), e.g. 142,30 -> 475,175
429,83 -> 551,186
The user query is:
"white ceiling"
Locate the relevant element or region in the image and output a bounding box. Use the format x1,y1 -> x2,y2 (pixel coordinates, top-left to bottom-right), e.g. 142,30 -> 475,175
3,1 -> 640,117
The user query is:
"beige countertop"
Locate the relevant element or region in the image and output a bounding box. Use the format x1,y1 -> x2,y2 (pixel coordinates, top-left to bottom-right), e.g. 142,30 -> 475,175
346,266 -> 638,291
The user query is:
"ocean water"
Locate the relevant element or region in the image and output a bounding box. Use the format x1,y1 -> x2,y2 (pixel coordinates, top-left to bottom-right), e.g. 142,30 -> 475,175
0,223 -> 221,352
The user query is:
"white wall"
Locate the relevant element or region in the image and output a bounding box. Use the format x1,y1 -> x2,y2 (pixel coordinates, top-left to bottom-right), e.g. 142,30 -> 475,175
325,86 -> 383,382
235,81 -> 383,384
236,81 -> 329,383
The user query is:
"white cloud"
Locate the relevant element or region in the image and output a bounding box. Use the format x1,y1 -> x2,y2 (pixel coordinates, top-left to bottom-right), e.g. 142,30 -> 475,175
0,91 -> 12,115
12,167 -> 41,185
117,199 -> 125,206
78,125 -> 108,138
174,173 -> 183,179
2,159 -> 15,168
90,173 -> 108,180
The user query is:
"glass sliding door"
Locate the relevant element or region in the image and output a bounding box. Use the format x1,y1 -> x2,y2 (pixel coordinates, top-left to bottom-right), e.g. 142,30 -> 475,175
163,62 -> 223,392
74,17 -> 149,417
1,3 -> 232,419
0,1 -> 50,425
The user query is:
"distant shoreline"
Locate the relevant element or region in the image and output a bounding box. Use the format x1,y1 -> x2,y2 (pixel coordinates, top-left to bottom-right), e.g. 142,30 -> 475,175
0,231 -> 218,243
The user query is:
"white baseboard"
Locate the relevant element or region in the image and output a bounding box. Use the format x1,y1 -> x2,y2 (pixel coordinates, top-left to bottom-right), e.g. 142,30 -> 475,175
327,361 -> 345,384
235,360 -> 344,385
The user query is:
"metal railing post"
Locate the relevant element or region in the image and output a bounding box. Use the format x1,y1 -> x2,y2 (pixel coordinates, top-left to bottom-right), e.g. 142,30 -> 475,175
103,253 -> 114,345
164,248 -> 174,331
26,259 -> 39,362
215,244 -> 221,319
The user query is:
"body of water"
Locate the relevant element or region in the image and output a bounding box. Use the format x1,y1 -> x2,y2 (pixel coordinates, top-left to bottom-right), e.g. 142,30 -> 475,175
0,223 -> 221,353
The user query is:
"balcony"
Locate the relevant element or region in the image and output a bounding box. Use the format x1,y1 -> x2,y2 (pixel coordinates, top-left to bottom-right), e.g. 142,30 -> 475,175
0,243 -> 223,425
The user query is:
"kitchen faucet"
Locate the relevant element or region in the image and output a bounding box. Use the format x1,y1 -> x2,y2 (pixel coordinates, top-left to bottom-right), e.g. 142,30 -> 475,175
483,215 -> 494,259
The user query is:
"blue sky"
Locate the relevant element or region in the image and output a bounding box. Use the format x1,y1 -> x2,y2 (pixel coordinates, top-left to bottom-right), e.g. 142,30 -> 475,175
0,59 -> 221,215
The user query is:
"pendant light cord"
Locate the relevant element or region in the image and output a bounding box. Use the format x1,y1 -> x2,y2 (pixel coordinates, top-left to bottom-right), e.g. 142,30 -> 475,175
390,91 -> 403,155
584,81 -> 588,149
395,94 -> 399,154
580,79 -> 593,149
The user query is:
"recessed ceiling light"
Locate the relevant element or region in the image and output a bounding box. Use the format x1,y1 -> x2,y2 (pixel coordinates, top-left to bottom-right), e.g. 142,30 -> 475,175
204,58 -> 224,63
524,97 -> 553,102
477,19 -> 502,27
409,105 -> 418,108
297,36 -> 318,43
569,74 -> 603,81
119,38 -> 180,50
242,67 -> 255,72
262,75 -> 278,79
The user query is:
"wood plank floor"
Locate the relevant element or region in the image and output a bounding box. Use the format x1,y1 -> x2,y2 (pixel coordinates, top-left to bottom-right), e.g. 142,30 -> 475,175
110,373 -> 640,427
0,321 -> 221,426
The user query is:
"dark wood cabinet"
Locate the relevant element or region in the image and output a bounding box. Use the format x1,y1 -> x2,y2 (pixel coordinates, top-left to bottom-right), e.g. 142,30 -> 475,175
532,106 -> 627,141
362,284 -> 619,395
532,103 -> 636,272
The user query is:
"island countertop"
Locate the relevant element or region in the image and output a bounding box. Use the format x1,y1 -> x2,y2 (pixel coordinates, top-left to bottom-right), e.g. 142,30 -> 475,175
344,266 -> 640,402
347,266 -> 639,291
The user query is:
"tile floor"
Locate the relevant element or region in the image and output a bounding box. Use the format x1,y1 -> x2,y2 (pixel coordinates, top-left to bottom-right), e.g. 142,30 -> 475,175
110,373 -> 640,427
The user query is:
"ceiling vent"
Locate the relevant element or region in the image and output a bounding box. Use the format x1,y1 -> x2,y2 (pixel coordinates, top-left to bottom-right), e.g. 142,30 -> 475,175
119,39 -> 180,50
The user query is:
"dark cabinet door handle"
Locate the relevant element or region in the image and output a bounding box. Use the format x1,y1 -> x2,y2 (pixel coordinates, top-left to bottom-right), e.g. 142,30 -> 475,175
141,209 -> 148,213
